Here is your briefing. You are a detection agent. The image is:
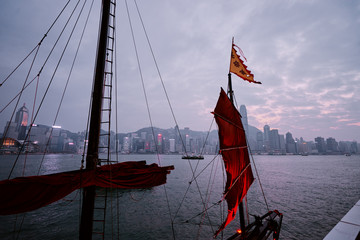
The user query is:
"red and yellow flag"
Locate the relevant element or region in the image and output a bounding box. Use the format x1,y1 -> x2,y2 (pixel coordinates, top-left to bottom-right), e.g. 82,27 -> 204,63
229,44 -> 261,84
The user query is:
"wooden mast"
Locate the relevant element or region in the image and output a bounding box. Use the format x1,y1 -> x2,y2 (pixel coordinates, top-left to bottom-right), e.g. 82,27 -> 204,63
228,37 -> 246,234
79,0 -> 111,239
227,72 -> 246,234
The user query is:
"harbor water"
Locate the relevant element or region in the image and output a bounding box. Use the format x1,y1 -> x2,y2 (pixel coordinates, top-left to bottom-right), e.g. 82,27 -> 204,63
0,154 -> 359,239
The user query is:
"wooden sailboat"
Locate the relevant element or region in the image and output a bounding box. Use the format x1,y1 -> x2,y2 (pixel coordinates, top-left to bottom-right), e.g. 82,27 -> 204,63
211,40 -> 283,239
0,1 -> 282,238
0,0 -> 174,239
182,154 -> 204,160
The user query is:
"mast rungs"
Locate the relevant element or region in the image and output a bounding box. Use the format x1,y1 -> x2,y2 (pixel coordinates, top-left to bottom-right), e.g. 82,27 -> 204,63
94,206 -> 106,209
109,25 -> 115,29
104,84 -> 112,87
98,135 -> 109,138
108,36 -> 114,40
106,48 -> 113,52
104,71 -> 113,75
93,219 -> 105,223
101,109 -> 111,111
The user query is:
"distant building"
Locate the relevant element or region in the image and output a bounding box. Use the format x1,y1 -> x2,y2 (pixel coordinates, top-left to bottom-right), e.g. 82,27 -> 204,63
28,124 -> 51,152
15,104 -> 29,140
326,137 -> 338,154
169,139 -> 175,153
286,132 -> 296,154
122,137 -> 130,153
269,129 -> 280,151
315,137 -> 326,154
2,104 -> 29,140
239,105 -> 249,138
256,131 -> 264,152
263,125 -> 270,150
279,134 -> 286,154
297,137 -> 312,154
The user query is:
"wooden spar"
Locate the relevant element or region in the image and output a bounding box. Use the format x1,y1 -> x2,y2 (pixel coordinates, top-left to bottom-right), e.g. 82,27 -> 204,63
79,0 -> 111,239
227,72 -> 246,234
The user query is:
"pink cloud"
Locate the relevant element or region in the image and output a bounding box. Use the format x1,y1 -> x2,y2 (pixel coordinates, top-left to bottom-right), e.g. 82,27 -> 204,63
337,118 -> 353,122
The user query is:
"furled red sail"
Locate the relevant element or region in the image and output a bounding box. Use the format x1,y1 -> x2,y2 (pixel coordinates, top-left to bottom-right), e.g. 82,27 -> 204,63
0,161 -> 174,215
213,88 -> 254,237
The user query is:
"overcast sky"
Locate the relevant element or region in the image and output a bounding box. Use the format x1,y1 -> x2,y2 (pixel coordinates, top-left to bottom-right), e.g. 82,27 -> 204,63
0,0 -> 359,142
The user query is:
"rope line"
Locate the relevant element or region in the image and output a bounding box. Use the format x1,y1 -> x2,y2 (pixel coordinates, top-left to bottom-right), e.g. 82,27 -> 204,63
0,0 -> 72,87
249,146 -> 269,211
36,0 -> 89,175
133,0 -> 188,155
7,0 -> 82,179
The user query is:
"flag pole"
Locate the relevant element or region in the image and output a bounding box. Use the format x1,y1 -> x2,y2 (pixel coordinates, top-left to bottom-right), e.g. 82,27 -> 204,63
228,37 -> 246,234
228,38 -> 234,103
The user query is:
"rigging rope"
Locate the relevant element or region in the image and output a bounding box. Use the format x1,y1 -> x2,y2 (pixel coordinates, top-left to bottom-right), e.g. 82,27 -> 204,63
0,0 -> 72,88
112,1 -> 123,238
3,1 -> 81,237
132,3 -> 225,239
133,0 -> 188,155
37,0 -> 91,175
248,147 -> 270,211
125,1 -> 179,231
233,92 -> 270,213
7,0 -> 83,179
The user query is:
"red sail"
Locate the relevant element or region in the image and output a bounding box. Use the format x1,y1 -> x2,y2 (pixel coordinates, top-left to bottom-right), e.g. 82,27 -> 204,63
213,88 -> 254,237
0,161 -> 174,215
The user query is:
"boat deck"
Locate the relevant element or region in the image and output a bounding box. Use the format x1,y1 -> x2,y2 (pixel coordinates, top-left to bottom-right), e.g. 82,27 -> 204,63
323,199 -> 360,240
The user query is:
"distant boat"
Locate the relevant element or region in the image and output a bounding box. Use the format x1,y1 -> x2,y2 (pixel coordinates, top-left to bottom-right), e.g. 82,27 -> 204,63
181,155 -> 204,160
345,153 -> 351,156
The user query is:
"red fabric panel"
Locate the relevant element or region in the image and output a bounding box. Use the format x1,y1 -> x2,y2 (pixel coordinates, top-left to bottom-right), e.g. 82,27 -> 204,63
94,161 -> 174,189
0,161 -> 173,215
213,88 -> 254,237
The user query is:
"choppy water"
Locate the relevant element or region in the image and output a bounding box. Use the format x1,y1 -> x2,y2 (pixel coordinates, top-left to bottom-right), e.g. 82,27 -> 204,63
0,154 -> 359,239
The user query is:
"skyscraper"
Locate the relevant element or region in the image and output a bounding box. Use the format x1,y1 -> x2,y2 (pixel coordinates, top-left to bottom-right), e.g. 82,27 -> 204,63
263,125 -> 270,142
263,125 -> 270,150
286,132 -> 296,154
239,105 -> 249,138
269,129 -> 280,151
4,103 -> 30,140
315,137 -> 326,154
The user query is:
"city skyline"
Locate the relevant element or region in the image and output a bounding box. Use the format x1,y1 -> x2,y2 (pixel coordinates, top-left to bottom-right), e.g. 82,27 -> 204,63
0,1 -> 359,143
1,102 -> 358,145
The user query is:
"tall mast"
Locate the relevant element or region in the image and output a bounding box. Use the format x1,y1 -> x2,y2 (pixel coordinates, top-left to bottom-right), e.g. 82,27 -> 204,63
228,37 -> 246,233
79,0 -> 111,239
227,72 -> 246,234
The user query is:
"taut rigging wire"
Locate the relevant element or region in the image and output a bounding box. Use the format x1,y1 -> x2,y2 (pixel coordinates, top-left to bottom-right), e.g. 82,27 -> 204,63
0,0 -> 72,88
3,0 -> 89,237
7,0 -> 83,180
